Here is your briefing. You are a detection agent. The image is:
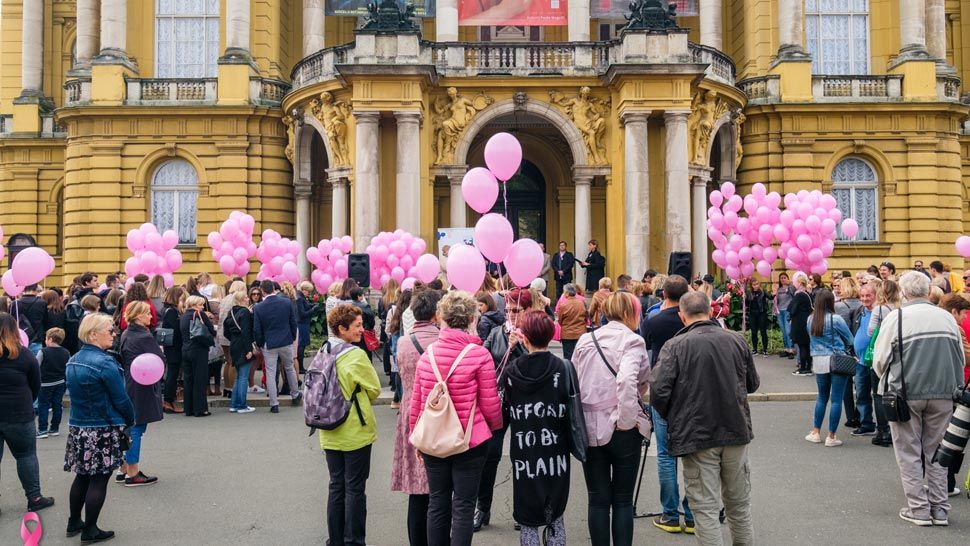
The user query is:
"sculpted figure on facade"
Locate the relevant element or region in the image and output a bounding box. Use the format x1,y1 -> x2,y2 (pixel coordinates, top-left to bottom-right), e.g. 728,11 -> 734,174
734,112 -> 746,167
688,89 -> 729,165
432,87 -> 493,164
549,87 -> 611,165
310,91 -> 352,167
282,115 -> 296,162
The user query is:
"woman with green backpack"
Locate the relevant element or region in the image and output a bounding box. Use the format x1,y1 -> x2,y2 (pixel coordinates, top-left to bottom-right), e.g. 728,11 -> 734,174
865,279 -> 900,447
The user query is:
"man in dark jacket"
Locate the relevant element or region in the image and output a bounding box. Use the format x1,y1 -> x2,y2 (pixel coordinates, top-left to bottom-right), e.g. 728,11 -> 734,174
637,274 -> 693,532
12,285 -> 47,351
550,241 -> 575,300
651,291 -> 760,545
253,280 -> 300,412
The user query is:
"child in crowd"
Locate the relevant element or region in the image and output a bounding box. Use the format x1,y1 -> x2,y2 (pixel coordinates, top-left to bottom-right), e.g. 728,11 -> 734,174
36,327 -> 71,438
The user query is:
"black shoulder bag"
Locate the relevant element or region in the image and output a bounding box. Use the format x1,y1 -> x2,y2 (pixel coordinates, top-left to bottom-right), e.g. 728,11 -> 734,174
881,309 -> 911,423
829,315 -> 857,377
562,358 -> 588,463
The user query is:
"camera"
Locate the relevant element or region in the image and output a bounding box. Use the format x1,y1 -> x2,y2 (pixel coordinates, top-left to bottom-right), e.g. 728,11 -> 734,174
932,385 -> 970,468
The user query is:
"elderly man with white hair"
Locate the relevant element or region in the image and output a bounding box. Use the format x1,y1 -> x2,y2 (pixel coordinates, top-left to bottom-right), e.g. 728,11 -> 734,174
873,271 -> 964,527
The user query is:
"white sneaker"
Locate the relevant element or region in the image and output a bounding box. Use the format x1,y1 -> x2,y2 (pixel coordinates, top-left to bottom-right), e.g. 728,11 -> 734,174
249,386 -> 266,394
236,406 -> 256,414
824,436 -> 843,447
229,407 -> 238,413
948,487 -> 961,497
804,431 -> 822,443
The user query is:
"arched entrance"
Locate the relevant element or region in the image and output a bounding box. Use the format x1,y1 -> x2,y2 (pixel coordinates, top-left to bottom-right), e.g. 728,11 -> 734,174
488,160 -> 546,243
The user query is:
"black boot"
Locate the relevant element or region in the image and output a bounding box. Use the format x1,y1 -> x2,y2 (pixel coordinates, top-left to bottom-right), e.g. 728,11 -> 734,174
80,525 -> 115,544
473,507 -> 490,532
66,518 -> 84,537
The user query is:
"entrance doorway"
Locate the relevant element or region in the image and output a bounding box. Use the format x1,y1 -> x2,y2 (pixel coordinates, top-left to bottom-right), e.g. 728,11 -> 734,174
489,160 -> 546,244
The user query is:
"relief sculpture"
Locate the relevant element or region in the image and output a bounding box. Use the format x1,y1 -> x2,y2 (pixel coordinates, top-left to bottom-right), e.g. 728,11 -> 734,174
282,115 -> 296,163
432,88 -> 493,165
688,89 -> 730,165
310,91 -> 352,167
549,87 -> 611,165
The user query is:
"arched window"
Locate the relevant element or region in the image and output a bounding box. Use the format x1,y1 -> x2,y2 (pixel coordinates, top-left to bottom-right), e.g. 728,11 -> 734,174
832,157 -> 878,242
155,0 -> 220,78
806,0 -> 870,75
151,160 -> 199,245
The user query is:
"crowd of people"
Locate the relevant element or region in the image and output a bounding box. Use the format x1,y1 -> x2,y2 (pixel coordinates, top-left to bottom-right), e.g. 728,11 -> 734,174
0,251 -> 967,543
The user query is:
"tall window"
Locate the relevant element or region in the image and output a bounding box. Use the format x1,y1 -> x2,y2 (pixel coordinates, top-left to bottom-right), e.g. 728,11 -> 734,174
806,0 -> 870,75
151,160 -> 199,245
155,0 -> 220,78
832,157 -> 878,242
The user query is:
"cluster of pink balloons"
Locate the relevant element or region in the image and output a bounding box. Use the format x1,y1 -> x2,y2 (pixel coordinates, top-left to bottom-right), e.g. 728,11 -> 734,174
708,182 -> 857,280
124,223 -> 182,287
365,230 -> 438,289
2,246 -> 55,298
956,236 -> 970,258
208,211 -> 257,278
307,236 -> 354,293
256,230 -> 302,284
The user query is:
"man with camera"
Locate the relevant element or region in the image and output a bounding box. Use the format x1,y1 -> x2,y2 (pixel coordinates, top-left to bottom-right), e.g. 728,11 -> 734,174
873,272 -> 964,527
651,291 -> 760,545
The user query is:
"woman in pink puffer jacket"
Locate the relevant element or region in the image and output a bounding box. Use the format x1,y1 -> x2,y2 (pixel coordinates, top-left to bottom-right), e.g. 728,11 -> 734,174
409,290 -> 503,546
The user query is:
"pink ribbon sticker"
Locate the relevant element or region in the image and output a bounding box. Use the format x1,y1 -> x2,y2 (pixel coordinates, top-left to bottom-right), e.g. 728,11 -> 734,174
21,512 -> 43,546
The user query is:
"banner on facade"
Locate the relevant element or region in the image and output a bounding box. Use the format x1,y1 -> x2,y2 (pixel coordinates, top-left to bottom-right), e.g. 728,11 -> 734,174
590,0 -> 696,19
326,0 -> 435,17
458,0 -> 567,26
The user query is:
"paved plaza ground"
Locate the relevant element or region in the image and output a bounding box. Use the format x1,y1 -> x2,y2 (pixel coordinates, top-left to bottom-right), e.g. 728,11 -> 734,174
2,355 -> 969,545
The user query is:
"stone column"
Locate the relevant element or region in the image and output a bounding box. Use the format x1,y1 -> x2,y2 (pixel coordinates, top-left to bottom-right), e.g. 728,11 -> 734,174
354,112 -> 380,251
568,0 -> 590,42
899,0 -> 928,56
449,175 -> 466,228
295,182 -> 313,278
777,0 -> 808,58
226,0 -> 251,56
330,177 -> 349,237
98,0 -> 129,60
20,0 -> 43,96
622,112 -> 650,279
574,175 -> 593,290
437,0 -> 459,42
74,0 -> 100,71
925,0 -> 947,63
303,0 -> 327,56
691,174 -> 711,277
664,111 -> 691,254
395,111 -> 422,235
699,0 -> 722,50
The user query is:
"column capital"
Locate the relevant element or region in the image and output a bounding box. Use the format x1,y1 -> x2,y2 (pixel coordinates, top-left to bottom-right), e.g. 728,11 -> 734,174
393,110 -> 422,122
574,175 -> 593,186
294,181 -> 313,198
620,111 -> 651,125
663,110 -> 691,123
353,111 -> 381,122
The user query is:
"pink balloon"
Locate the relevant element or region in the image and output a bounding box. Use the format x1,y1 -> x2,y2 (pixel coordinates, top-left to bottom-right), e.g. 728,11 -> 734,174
140,251 -> 159,273
841,218 -> 859,239
389,240 -> 407,258
380,274 -> 391,287
161,230 -> 179,250
414,254 -> 441,283
340,236 -> 354,253
131,353 -> 165,385
474,213 -> 514,263
219,255 -> 236,276
740,262 -> 755,278
709,190 -> 724,207
779,210 -> 794,228
756,260 -> 772,278
738,247 -> 752,263
399,255 -> 415,271
232,247 -> 248,264
805,215 -> 821,233
484,132 -> 522,181
721,181 -> 736,198
756,206 -> 772,224
763,247 -> 778,263
787,248 -> 804,263
11,247 -> 52,286
957,236 -> 970,258
282,261 -> 299,280
401,278 -> 416,291
334,258 -> 349,278
820,240 -> 835,257
386,254 -> 400,269
711,250 -> 726,267
307,246 -> 321,265
828,208 -> 843,223
725,194 -> 742,213
234,262 -> 251,277
239,214 -> 256,234
145,232 -> 163,252
391,266 -> 406,283
752,183 -> 767,197
726,265 -> 741,280
124,257 -> 140,277
127,229 -> 145,252
462,167 -> 500,214
505,239 -> 544,288
820,218 -> 837,236
373,245 -> 389,264
446,244 -> 487,292
409,239 -> 427,257
221,219 -> 241,240
807,249 -> 823,264
2,270 -> 23,298
708,211 -> 724,231
725,251 -> 740,266
18,328 -> 28,347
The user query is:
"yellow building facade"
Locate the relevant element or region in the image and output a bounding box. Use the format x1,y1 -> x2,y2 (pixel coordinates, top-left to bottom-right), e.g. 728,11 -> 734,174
0,0 -> 967,286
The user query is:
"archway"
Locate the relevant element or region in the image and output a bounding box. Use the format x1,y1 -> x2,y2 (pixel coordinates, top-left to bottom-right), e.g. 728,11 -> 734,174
488,160 -> 547,244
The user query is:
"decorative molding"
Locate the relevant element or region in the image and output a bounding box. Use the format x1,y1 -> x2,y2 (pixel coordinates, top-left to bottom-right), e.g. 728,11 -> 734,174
549,87 -> 611,165
431,88 -> 493,165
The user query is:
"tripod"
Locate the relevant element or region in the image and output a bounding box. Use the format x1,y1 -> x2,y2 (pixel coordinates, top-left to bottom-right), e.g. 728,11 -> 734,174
632,437 -> 664,519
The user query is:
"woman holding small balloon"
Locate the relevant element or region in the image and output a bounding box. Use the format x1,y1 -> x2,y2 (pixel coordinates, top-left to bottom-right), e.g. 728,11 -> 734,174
117,301 -> 165,486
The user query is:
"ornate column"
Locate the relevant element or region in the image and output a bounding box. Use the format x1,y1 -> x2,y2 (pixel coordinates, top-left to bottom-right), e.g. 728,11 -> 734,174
777,0 -> 807,59
568,0 -> 590,42
436,0 -> 459,42
328,171 -> 350,237
73,0 -> 100,72
19,0 -> 43,96
354,112 -> 381,251
226,0 -> 251,56
690,168 -> 714,277
699,0 -> 722,49
395,111 -> 422,235
304,0 -> 327,56
899,0 -> 928,57
295,182 -> 313,278
574,174 -> 593,290
622,112 -> 650,279
664,111 -> 691,254
98,0 -> 129,61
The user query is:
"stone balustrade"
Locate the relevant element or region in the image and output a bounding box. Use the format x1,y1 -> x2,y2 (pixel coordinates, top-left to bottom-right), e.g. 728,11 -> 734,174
812,75 -> 903,101
128,79 -> 218,103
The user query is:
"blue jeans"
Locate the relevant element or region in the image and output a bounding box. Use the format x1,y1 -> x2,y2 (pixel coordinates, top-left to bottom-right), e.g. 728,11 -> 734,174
36,383 -> 66,433
651,407 -> 693,521
854,364 -> 875,431
813,372 -> 849,434
777,310 -> 792,349
0,420 -> 42,499
125,423 -> 148,464
231,362 -> 252,410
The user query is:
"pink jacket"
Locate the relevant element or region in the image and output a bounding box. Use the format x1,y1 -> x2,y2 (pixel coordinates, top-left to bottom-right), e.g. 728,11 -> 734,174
571,321 -> 652,447
409,327 -> 503,450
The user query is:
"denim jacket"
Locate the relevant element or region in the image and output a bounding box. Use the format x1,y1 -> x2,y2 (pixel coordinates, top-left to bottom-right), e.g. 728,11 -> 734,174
66,344 -> 135,428
807,313 -> 854,357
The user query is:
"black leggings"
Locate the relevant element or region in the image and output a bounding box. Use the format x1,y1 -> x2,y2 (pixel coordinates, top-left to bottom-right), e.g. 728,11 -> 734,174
796,341 -> 812,373
476,425 -> 508,513
582,429 -> 643,546
163,358 -> 181,404
749,317 -> 768,353
69,473 -> 111,530
408,494 -> 430,546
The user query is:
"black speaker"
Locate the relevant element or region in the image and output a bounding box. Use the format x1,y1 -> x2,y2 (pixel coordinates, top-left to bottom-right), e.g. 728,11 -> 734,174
667,252 -> 692,280
348,253 -> 370,288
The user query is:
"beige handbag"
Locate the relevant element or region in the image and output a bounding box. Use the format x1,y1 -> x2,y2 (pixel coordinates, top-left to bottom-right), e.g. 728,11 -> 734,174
410,343 -> 477,458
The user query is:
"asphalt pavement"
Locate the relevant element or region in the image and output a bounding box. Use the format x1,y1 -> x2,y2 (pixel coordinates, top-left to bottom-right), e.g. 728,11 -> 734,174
2,393 -> 968,545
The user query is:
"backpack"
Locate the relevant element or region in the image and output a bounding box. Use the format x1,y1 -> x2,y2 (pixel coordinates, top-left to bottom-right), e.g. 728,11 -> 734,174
410,343 -> 477,458
303,341 -> 364,433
